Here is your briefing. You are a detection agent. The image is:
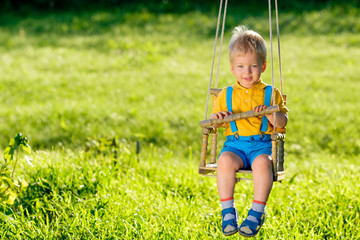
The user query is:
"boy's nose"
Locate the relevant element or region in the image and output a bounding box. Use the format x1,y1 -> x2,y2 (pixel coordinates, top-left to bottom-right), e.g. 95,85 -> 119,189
244,67 -> 251,73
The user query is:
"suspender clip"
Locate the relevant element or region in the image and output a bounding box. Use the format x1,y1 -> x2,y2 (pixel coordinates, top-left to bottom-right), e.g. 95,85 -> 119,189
234,133 -> 239,140
260,132 -> 265,139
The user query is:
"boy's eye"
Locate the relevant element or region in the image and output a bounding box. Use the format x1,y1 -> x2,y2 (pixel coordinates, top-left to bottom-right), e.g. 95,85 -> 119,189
252,65 -> 258,68
238,65 -> 243,68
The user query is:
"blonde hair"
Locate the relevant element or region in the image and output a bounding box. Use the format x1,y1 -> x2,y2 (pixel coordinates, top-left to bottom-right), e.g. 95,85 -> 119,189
229,25 -> 267,63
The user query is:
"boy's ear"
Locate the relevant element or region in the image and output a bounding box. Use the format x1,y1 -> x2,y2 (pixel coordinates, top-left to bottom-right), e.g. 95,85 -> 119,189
262,61 -> 267,72
230,63 -> 235,74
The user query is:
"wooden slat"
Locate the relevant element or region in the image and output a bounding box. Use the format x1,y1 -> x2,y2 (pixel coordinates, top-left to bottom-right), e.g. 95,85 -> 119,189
200,105 -> 280,128
199,133 -> 209,175
199,163 -> 285,182
199,164 -> 253,174
210,133 -> 218,164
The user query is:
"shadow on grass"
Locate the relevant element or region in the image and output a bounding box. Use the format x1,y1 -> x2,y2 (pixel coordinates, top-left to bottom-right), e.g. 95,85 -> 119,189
0,2 -> 359,42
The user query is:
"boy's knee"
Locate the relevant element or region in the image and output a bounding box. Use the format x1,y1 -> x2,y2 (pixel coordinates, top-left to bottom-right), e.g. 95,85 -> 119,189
218,152 -> 243,170
252,155 -> 272,171
218,155 -> 233,168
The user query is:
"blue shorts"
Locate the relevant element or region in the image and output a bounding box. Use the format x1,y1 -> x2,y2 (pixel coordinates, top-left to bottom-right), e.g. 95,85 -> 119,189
219,134 -> 272,170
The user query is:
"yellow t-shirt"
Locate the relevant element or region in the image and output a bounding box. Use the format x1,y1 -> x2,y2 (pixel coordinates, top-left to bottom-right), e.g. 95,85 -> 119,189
212,79 -> 289,136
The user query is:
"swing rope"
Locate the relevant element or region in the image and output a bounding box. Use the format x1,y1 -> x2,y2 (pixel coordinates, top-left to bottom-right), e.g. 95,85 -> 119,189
214,0 -> 228,89
269,0 -> 284,133
268,0 -> 276,134
204,0 -> 228,120
275,0 -> 284,95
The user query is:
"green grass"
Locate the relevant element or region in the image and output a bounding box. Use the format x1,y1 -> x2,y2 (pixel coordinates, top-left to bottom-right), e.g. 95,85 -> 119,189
0,4 -> 360,239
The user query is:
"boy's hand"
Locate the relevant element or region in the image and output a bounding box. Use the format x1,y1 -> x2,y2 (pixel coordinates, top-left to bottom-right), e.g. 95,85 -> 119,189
254,105 -> 273,118
255,105 -> 288,128
253,105 -> 268,113
209,111 -> 233,128
210,111 -> 233,120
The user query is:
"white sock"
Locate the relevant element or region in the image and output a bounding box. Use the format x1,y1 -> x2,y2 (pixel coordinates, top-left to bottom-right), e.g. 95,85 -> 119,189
221,198 -> 235,220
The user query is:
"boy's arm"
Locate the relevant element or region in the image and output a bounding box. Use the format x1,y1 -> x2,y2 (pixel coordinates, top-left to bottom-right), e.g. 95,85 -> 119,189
265,111 -> 288,129
253,105 -> 288,129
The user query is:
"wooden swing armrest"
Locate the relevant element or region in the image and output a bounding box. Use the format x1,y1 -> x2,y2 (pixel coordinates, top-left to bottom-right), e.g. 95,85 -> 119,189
200,105 -> 280,128
209,88 -> 222,96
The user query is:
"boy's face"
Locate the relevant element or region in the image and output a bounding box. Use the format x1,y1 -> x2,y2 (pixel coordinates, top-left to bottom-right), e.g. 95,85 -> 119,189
230,51 -> 266,89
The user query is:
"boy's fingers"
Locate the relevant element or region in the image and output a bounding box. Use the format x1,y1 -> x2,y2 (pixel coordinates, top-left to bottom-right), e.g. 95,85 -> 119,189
254,105 -> 267,112
212,111 -> 233,120
223,111 -> 233,118
217,111 -> 231,119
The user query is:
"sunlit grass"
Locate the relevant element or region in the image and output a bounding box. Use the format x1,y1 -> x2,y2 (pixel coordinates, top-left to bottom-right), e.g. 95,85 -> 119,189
1,148 -> 359,239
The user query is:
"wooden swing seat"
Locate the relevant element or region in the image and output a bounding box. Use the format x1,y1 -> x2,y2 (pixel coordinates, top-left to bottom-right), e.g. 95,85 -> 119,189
199,163 -> 285,182
199,89 -> 286,182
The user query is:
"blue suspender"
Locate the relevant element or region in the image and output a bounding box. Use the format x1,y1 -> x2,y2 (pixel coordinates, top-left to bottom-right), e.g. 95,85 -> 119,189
227,85 -> 272,134
260,86 -> 272,132
226,86 -> 238,133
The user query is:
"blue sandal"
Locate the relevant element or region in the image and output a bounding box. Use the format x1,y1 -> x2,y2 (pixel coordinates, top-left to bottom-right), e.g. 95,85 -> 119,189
239,209 -> 265,237
221,207 -> 239,236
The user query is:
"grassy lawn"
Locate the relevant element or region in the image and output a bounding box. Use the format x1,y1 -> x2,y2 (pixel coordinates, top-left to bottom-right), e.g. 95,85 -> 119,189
0,4 -> 360,239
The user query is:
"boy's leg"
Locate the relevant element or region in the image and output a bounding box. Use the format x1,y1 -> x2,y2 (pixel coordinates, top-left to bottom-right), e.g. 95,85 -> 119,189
217,151 -> 244,236
239,154 -> 273,237
251,154 -> 273,202
217,151 -> 244,199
